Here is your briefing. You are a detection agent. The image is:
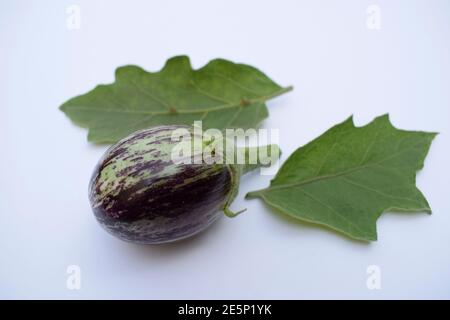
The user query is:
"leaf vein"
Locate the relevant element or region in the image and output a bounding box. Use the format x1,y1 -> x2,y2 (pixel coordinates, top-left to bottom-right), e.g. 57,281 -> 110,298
340,177 -> 423,205
267,140 -> 428,191
299,188 -> 368,235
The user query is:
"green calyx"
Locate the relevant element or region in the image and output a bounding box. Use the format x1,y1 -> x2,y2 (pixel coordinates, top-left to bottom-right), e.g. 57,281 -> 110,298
222,144 -> 282,218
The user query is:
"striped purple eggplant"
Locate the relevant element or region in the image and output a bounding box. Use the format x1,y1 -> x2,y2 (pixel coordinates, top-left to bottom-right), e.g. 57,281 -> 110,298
89,125 -> 229,244
89,125 -> 280,244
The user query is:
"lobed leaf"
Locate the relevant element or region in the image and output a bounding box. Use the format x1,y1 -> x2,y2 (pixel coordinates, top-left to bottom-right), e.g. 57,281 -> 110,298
60,56 -> 292,143
246,115 -> 436,241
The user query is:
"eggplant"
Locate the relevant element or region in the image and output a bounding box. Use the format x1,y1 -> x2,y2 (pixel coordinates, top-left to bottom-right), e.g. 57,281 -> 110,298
89,125 -> 279,244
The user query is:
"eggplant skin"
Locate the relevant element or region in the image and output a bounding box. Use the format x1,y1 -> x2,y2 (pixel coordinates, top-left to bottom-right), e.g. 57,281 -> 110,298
89,125 -> 232,244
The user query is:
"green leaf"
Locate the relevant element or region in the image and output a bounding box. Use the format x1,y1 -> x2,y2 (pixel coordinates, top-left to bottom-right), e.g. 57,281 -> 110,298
60,56 -> 292,144
246,115 -> 436,241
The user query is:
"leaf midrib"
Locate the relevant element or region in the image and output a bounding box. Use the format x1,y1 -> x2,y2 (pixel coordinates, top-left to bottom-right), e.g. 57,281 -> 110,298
63,86 -> 293,115
259,140 -> 426,193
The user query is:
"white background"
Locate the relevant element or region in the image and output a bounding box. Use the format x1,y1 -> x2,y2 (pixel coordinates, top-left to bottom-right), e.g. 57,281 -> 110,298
1,0 -> 449,299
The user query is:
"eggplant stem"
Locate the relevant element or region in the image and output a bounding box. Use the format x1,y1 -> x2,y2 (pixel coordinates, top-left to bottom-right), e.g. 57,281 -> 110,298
224,207 -> 247,218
